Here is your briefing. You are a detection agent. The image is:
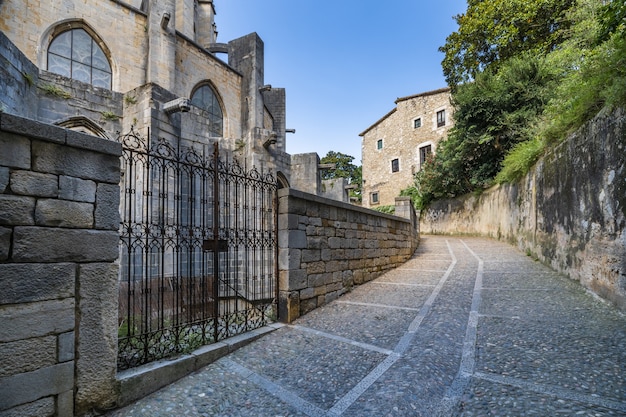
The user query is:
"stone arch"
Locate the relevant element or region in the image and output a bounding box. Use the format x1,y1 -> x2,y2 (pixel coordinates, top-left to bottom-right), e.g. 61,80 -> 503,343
276,171 -> 289,189
39,19 -> 116,90
55,116 -> 112,140
190,80 -> 225,137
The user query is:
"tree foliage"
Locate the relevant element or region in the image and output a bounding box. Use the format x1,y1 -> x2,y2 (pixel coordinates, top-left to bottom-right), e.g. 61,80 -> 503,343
405,0 -> 625,209
440,0 -> 575,86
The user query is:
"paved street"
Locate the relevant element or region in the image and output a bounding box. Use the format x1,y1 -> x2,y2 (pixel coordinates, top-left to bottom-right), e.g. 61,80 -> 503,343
107,236 -> 626,416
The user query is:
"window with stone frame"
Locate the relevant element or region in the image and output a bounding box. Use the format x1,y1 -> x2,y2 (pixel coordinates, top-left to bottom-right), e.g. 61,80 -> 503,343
437,110 -> 446,127
414,118 -> 422,128
47,28 -> 112,89
371,192 -> 379,204
190,84 -> 224,137
391,158 -> 400,173
377,139 -> 383,150
419,144 -> 432,167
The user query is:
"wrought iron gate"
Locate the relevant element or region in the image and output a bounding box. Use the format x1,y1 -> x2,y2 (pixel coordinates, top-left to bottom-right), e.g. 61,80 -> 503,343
117,129 -> 277,371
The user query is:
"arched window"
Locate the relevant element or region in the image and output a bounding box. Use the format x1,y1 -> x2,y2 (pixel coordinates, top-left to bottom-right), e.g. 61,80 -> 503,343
190,84 -> 223,137
47,28 -> 112,89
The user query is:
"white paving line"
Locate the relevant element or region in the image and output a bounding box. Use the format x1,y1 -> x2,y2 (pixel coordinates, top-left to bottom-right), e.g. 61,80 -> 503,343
474,372 -> 626,413
334,300 -> 420,311
219,357 -> 327,417
371,281 -> 437,288
288,325 -> 394,356
436,239 -> 483,417
327,239 -> 458,416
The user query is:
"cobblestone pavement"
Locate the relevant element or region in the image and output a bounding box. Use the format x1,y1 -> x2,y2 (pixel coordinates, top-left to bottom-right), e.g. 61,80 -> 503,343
107,236 -> 626,416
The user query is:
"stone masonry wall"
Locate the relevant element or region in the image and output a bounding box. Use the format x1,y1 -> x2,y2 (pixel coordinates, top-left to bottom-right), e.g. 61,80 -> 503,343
277,189 -> 419,322
421,109 -> 626,311
0,113 -> 121,416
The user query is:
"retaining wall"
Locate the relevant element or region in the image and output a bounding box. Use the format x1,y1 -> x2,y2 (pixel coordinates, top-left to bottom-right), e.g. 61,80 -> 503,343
421,109 -> 626,311
278,190 -> 419,322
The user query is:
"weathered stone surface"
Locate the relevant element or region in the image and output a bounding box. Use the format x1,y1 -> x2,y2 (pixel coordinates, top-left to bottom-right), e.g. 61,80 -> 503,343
95,182 -> 120,230
0,298 -> 74,342
0,263 -> 75,305
0,227 -> 10,261
57,331 -> 75,363
9,170 -> 58,197
0,167 -> 9,192
12,227 -> 118,262
0,195 -> 35,225
421,109 -> 626,311
35,199 -> 93,228
0,336 -> 56,377
59,175 -> 96,202
0,131 -> 30,169
32,141 -> 120,183
75,262 -> 119,414
0,361 -> 73,410
0,396 -> 54,417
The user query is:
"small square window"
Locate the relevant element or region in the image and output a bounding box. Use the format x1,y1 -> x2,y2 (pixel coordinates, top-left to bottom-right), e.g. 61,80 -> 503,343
414,118 -> 421,128
391,158 -> 399,173
437,110 -> 446,127
377,139 -> 383,150
371,192 -> 379,204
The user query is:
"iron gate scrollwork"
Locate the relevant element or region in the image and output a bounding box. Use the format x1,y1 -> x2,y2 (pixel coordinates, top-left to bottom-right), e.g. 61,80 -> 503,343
117,128 -> 277,371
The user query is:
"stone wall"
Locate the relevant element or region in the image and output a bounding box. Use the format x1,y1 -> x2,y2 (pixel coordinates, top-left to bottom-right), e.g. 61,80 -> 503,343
277,189 -> 419,322
421,109 -> 626,311
0,113 -> 121,416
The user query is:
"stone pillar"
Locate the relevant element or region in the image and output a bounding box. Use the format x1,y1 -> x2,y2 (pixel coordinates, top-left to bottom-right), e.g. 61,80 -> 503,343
146,0 -> 176,91
196,0 -> 217,48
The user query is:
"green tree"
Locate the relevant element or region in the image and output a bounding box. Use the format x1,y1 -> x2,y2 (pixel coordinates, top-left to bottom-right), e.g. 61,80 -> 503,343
320,151 -> 362,202
405,54 -> 557,208
440,0 -> 575,86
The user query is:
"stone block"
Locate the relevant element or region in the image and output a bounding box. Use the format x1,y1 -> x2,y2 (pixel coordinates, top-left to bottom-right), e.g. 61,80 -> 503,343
12,227 -> 119,262
75,263 -> 119,414
57,390 -> 74,417
0,131 -> 31,169
0,263 -> 75,305
1,113 -> 66,144
0,167 -> 9,192
58,331 -> 75,363
0,396 -> 54,417
32,141 -> 120,183
0,195 -> 35,226
278,290 -> 299,323
306,261 -> 325,274
0,361 -> 74,410
95,182 -> 120,230
9,171 -> 58,197
0,227 -> 10,261
301,249 -> 321,263
278,248 -> 300,270
287,269 -> 307,290
59,175 -> 96,202
0,298 -> 74,342
35,199 -> 93,228
0,336 -> 56,378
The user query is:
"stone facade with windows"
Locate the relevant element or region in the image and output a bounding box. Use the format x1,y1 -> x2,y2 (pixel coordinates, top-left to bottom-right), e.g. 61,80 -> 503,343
0,0 -> 291,181
359,88 -> 453,208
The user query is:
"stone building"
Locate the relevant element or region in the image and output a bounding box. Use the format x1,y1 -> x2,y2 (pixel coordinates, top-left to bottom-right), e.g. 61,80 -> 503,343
0,0 -> 291,180
359,88 -> 453,208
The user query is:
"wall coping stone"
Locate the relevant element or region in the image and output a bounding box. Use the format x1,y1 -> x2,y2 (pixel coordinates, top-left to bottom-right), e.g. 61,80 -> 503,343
0,112 -> 121,157
278,188 -> 411,224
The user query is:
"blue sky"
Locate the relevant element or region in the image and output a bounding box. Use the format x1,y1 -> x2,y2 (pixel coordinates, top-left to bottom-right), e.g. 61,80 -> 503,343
215,1 -> 467,164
